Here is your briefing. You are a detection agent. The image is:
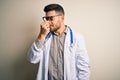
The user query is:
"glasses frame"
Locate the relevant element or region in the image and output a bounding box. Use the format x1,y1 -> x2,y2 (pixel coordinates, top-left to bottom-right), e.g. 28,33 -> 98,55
42,14 -> 62,21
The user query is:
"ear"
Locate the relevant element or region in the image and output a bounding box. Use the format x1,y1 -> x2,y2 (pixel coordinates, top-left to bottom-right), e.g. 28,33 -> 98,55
61,15 -> 64,20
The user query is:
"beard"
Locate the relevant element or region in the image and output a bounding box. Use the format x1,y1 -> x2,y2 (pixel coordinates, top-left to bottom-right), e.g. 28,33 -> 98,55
50,25 -> 60,32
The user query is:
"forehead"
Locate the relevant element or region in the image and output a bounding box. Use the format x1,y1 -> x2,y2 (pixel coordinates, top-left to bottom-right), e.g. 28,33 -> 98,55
45,10 -> 58,16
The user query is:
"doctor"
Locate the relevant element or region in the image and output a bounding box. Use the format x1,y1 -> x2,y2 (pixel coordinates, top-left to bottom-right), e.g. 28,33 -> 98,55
28,3 -> 90,80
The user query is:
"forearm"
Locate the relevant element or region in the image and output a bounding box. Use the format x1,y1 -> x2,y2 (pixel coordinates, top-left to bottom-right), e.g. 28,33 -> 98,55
27,39 -> 44,64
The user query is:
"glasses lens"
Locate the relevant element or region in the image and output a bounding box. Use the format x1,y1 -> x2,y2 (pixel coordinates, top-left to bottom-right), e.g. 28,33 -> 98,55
42,17 -> 45,21
42,17 -> 51,21
46,17 -> 50,21
46,16 -> 53,21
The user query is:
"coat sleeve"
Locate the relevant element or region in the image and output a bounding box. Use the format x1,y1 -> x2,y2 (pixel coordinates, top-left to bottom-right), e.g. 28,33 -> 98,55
27,39 -> 44,64
75,35 -> 90,80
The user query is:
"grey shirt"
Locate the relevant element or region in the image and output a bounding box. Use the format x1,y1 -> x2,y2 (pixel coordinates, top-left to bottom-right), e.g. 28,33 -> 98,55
48,29 -> 67,80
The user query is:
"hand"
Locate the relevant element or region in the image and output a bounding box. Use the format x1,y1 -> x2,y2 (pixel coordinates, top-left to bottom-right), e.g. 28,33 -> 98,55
38,21 -> 50,40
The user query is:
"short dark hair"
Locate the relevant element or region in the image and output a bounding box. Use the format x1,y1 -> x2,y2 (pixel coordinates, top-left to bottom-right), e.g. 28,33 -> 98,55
44,3 -> 65,15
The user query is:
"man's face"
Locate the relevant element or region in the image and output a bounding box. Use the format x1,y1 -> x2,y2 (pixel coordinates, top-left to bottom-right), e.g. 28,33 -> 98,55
45,10 -> 64,32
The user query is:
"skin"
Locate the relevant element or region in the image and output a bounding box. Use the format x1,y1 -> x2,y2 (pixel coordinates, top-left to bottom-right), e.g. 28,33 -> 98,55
38,10 -> 66,40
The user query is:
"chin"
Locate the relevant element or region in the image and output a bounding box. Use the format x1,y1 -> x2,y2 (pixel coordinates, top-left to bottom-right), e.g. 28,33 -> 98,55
50,26 -> 60,32
50,28 -> 54,32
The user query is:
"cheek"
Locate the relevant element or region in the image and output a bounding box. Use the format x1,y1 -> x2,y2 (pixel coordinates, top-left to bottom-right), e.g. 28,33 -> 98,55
52,20 -> 58,25
52,17 -> 61,26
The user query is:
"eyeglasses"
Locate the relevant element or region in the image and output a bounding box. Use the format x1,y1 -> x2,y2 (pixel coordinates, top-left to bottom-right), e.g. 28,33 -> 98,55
42,14 -> 61,21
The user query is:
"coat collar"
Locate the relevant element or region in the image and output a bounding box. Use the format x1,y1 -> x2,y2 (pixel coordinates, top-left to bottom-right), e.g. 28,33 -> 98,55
45,26 -> 74,46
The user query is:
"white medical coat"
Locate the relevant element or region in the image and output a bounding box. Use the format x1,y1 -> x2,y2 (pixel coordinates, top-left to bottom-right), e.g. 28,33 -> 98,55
28,27 -> 90,80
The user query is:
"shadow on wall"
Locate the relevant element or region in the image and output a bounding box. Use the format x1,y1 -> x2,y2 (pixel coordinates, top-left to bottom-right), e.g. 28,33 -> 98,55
13,52 -> 39,80
10,19 -> 39,80
0,0 -> 41,80
10,21 -> 39,80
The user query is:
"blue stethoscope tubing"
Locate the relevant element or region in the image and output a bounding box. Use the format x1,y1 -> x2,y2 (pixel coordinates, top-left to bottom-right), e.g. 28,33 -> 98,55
68,26 -> 73,44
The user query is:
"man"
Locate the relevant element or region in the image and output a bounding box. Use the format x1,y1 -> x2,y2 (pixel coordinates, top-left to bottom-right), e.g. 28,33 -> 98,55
28,3 -> 90,80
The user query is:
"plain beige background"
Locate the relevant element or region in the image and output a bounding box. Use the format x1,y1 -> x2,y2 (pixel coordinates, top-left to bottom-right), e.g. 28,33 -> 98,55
0,0 -> 120,80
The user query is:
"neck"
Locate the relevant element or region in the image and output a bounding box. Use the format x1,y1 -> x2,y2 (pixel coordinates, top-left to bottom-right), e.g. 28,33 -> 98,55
55,24 -> 66,35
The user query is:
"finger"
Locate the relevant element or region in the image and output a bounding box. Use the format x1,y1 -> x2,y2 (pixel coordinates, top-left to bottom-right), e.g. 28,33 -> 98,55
41,22 -> 50,28
45,23 -> 50,29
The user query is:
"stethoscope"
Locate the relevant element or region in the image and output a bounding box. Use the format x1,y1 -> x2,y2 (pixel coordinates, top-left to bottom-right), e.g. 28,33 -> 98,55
45,26 -> 73,44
